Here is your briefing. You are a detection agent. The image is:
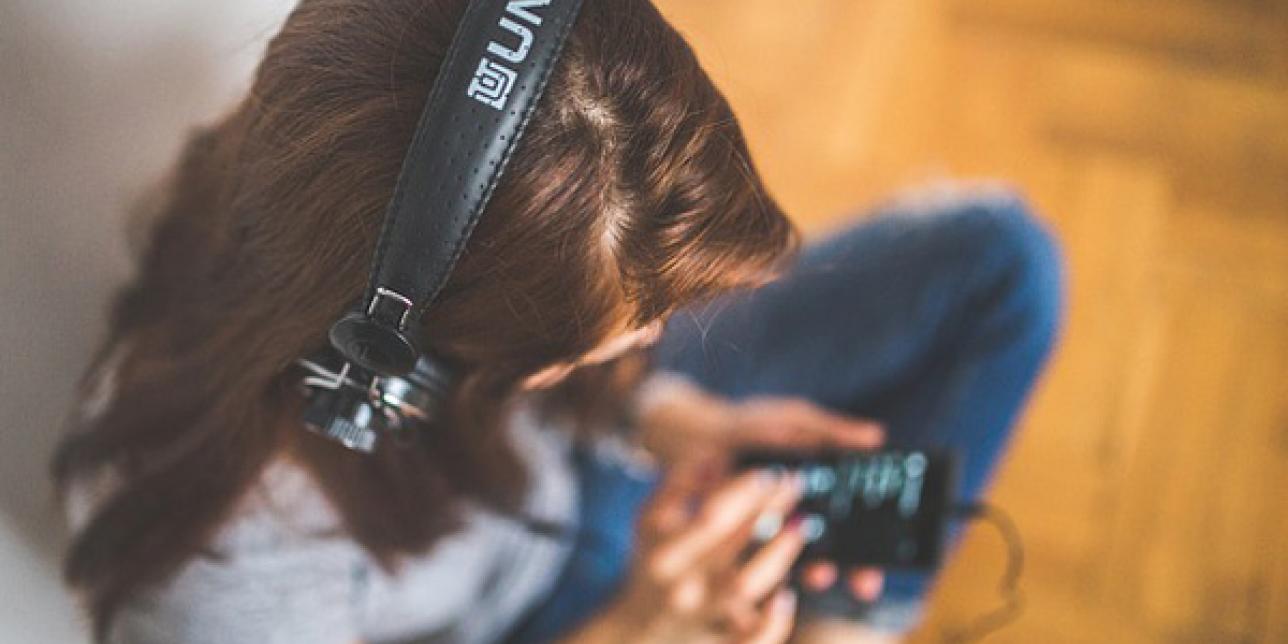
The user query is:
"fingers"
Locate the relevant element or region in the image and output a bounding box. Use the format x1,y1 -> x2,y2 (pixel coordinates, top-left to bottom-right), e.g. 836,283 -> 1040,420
710,479 -> 804,632
739,589 -> 796,644
646,471 -> 788,582
719,521 -> 805,633
800,561 -> 837,592
729,516 -> 806,608
703,472 -> 802,572
788,403 -> 883,450
801,563 -> 883,602
638,456 -> 721,545
848,568 -> 884,602
731,398 -> 884,451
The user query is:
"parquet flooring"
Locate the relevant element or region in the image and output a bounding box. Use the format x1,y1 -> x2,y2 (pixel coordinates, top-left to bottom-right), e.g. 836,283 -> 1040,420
653,1 -> 1288,641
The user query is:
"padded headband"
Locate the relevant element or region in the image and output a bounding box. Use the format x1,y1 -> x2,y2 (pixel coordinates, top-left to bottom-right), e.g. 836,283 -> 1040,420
330,0 -> 584,375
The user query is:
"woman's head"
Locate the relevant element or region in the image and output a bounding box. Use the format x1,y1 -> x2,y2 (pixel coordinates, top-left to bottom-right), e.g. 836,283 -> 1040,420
233,0 -> 793,389
55,0 -> 794,635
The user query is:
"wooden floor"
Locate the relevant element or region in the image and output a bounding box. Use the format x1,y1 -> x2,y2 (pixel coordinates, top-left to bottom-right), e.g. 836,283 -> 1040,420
653,1 -> 1288,642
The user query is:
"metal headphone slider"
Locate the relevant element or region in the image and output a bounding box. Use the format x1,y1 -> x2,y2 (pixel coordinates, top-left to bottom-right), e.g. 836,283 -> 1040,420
368,287 -> 414,328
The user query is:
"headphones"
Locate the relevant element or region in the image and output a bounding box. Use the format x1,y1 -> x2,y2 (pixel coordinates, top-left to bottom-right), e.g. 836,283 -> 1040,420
296,0 -> 585,452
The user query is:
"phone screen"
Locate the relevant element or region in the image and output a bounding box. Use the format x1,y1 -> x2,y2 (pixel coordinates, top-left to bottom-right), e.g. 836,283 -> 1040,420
737,449 -> 959,569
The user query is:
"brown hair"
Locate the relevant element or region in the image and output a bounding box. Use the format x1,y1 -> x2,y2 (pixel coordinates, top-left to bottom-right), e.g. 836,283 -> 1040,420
52,0 -> 795,637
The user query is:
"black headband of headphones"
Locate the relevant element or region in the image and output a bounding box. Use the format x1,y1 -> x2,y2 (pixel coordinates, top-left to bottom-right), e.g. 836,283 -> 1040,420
330,0 -> 585,376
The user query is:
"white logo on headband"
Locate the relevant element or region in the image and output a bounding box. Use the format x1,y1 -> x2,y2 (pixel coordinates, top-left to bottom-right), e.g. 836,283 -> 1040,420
467,0 -> 553,111
467,58 -> 518,110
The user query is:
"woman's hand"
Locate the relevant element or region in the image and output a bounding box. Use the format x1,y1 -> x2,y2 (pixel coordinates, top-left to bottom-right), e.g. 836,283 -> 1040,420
635,375 -> 888,603
566,462 -> 806,644
636,375 -> 883,465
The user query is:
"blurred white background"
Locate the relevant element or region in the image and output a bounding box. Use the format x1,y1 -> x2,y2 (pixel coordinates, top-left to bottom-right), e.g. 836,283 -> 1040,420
0,2 -> 295,640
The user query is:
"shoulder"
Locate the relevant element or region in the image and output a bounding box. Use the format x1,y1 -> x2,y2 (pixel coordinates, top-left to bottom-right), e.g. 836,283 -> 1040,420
214,457 -> 349,553
101,458 -> 369,644
62,342 -> 369,642
66,450 -> 348,553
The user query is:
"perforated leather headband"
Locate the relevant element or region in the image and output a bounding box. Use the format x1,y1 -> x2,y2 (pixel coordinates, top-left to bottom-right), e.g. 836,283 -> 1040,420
330,0 -> 585,375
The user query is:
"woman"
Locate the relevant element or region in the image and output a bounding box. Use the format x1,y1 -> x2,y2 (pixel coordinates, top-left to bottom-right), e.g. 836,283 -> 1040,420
54,0 -> 1063,642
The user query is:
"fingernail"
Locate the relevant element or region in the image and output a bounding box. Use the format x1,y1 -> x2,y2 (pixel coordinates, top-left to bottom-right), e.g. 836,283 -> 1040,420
784,513 -> 805,533
851,570 -> 884,601
757,467 -> 784,487
753,512 -> 783,541
801,562 -> 838,590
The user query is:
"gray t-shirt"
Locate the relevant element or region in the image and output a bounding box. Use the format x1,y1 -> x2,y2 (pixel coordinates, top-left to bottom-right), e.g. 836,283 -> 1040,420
67,351 -> 581,644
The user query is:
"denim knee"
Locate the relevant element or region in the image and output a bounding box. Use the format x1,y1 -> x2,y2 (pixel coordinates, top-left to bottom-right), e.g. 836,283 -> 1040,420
901,187 -> 1065,357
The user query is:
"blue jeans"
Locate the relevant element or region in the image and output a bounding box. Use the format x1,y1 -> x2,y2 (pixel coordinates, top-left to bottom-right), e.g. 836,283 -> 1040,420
510,187 -> 1064,640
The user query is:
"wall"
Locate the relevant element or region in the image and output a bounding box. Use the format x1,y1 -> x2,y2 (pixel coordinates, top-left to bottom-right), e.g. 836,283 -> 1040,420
0,2 -> 294,640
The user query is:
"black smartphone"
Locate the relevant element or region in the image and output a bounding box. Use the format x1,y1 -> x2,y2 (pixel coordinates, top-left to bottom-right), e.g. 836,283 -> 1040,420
737,448 -> 960,570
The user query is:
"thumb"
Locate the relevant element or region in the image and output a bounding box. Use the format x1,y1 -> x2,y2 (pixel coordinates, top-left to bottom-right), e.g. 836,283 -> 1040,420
800,405 -> 884,449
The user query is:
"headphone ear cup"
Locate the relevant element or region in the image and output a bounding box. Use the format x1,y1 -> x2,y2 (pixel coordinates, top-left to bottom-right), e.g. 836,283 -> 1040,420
372,355 -> 457,442
410,354 -> 457,409
329,311 -> 420,375
301,384 -> 382,452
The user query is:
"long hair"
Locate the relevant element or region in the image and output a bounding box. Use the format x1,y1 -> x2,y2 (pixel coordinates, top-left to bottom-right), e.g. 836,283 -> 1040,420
52,0 -> 796,636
